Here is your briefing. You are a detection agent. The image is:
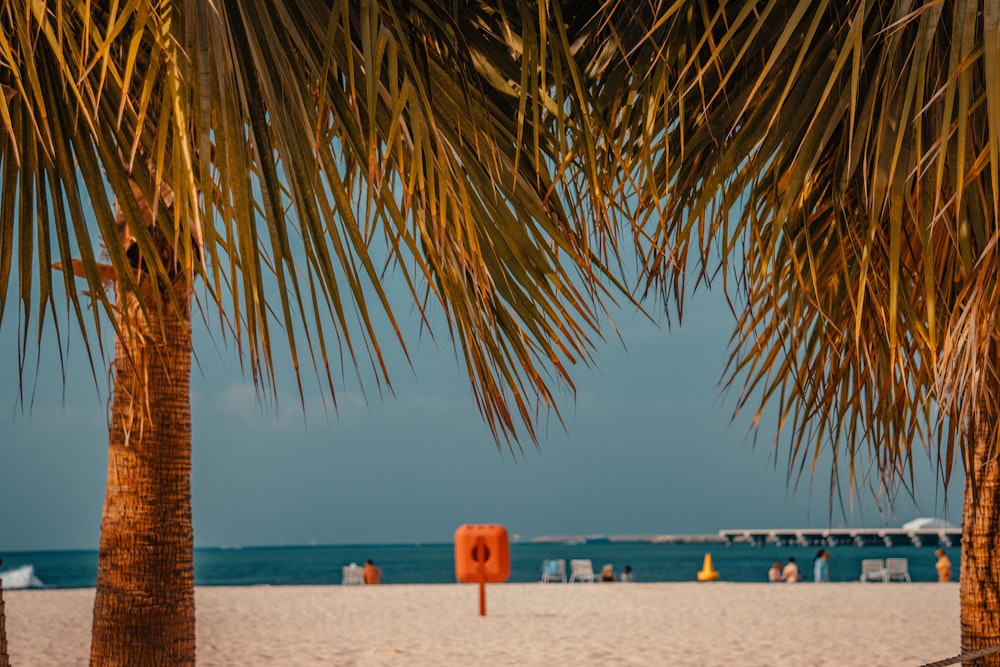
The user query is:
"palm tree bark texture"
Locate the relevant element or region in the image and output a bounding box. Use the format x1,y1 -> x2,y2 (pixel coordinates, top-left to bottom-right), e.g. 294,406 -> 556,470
0,567 -> 8,667
961,411 -> 1000,664
89,279 -> 194,665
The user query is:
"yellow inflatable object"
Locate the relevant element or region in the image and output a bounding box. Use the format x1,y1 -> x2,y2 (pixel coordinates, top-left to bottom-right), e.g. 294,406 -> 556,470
697,552 -> 720,581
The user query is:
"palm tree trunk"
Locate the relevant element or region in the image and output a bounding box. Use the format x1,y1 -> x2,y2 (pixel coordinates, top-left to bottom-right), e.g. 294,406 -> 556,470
0,570 -> 9,667
89,294 -> 195,666
960,412 -> 1000,666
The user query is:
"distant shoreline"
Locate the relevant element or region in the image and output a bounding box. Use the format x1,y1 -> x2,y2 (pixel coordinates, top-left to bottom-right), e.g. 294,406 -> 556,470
528,534 -> 724,545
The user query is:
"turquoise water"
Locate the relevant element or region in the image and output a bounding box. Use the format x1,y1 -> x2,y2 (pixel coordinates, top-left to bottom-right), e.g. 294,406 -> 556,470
0,541 -> 959,588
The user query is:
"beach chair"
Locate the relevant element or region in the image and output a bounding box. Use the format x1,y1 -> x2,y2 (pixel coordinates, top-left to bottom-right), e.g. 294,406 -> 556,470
860,559 -> 887,582
569,559 -> 596,583
886,558 -> 911,582
541,559 -> 566,583
341,562 -> 365,585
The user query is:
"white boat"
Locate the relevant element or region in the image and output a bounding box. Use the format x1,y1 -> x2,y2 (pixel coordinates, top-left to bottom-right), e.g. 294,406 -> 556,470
0,564 -> 44,589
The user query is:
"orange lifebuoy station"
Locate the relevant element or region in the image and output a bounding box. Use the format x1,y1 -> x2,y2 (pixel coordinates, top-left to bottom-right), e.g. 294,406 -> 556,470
454,524 -> 510,615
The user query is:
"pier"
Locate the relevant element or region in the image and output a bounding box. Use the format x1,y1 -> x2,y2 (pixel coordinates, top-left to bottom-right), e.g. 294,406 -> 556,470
718,527 -> 961,548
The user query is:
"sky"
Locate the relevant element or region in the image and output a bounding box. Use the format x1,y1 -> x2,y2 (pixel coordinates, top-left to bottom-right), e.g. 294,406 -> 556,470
0,267 -> 964,553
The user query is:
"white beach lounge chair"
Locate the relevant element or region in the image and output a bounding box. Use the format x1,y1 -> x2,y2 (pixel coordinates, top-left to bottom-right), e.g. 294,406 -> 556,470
341,562 -> 365,585
541,559 -> 566,583
860,559 -> 887,582
569,559 -> 596,583
886,558 -> 911,582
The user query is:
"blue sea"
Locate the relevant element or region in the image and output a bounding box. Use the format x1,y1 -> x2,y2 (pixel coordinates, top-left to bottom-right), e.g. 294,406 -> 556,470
0,541 -> 959,589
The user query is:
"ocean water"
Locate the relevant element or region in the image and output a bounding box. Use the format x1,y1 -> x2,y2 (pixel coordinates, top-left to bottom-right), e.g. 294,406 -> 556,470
0,541 -> 959,589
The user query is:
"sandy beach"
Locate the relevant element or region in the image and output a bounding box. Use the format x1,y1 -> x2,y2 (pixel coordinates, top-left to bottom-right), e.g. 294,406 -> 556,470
3,582 -> 959,666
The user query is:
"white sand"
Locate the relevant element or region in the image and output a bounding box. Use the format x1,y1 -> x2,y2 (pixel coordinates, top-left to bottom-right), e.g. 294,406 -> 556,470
2,582 -> 959,666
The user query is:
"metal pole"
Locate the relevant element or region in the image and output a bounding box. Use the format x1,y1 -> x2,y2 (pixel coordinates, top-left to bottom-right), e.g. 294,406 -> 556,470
475,538 -> 487,616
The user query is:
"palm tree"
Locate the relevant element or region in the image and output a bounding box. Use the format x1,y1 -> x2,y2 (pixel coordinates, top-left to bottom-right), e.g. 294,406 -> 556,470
639,1 -> 1000,661
1,2 -> 673,664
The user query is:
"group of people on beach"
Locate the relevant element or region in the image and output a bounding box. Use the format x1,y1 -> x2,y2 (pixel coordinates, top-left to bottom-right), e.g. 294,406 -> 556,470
767,555 -> 804,582
768,549 -> 830,582
768,548 -> 953,583
600,563 -> 634,582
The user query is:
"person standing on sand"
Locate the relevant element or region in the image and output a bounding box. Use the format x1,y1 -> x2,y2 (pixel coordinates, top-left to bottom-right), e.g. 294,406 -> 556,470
935,549 -> 952,582
768,561 -> 785,582
363,559 -> 382,585
620,565 -> 634,582
782,557 -> 799,582
813,549 -> 830,582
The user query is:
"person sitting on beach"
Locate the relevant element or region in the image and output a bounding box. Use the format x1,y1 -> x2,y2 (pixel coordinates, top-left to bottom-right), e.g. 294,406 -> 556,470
782,557 -> 799,582
600,563 -> 615,582
620,565 -> 634,582
935,549 -> 952,582
768,561 -> 785,582
363,559 -> 382,585
813,549 -> 830,583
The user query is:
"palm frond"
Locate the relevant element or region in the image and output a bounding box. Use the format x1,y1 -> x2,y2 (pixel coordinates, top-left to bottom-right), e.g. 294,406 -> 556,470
643,0 -> 1000,500
0,1 -> 681,445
